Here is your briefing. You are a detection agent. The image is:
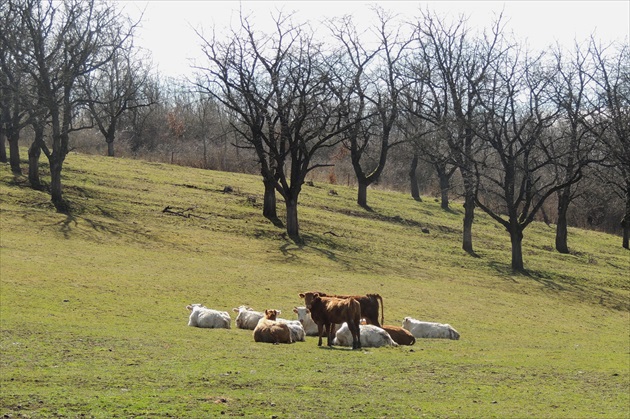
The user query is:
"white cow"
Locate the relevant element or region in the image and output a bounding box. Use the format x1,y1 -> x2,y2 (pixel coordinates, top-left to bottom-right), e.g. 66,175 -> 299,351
402,317 -> 460,340
186,304 -> 231,329
333,323 -> 398,348
293,306 -> 341,337
277,318 -> 306,342
233,306 -> 264,330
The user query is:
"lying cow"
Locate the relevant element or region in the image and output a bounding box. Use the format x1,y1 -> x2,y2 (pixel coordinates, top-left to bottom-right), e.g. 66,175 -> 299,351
299,291 -> 384,327
402,317 -> 460,340
293,306 -> 341,337
306,294 -> 361,350
276,317 -> 306,342
333,323 -> 398,348
381,325 -> 416,345
233,306 -> 264,330
253,309 -> 293,344
186,304 -> 231,329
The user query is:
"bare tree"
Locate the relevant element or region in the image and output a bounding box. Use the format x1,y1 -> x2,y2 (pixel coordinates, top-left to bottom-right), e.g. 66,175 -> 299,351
6,0 -> 134,211
328,10 -> 410,209
547,41 -> 602,253
82,44 -> 153,157
197,12 -> 350,241
411,11 -> 503,253
473,43 -> 588,271
590,40 -> 630,249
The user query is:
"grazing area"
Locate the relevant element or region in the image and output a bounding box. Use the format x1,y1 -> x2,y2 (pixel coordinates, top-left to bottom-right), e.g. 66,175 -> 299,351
1,151 -> 628,418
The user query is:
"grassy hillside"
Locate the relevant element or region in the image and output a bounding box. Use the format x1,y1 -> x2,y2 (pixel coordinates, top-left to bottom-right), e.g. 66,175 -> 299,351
1,151 -> 628,418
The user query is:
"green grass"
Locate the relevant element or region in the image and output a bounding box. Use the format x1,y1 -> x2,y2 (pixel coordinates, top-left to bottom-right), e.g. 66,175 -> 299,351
1,150 -> 629,418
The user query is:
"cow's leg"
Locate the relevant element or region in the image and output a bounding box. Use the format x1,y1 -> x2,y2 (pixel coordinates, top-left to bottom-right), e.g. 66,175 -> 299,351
317,324 -> 324,346
326,323 -> 334,347
351,321 -> 361,350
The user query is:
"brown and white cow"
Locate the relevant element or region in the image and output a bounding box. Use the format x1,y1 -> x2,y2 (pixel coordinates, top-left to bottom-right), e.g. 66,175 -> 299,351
381,325 -> 416,346
253,309 -> 293,344
305,294 -> 361,350
299,291 -> 384,327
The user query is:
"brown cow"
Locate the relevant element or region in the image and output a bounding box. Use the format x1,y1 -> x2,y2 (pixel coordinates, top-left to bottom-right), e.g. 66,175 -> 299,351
306,294 -> 361,350
253,309 -> 293,344
299,291 -> 384,327
382,325 -> 416,346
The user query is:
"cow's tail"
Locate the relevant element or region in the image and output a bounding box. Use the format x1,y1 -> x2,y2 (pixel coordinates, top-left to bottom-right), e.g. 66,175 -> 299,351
377,294 -> 384,326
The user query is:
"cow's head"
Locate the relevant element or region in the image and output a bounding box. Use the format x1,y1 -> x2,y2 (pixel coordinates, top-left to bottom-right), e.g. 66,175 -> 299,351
232,305 -> 254,313
293,306 -> 310,324
264,309 -> 279,320
186,303 -> 204,312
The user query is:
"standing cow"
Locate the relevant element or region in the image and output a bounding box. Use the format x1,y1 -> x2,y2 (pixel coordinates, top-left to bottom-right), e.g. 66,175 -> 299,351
299,291 -> 384,327
305,294 -> 362,350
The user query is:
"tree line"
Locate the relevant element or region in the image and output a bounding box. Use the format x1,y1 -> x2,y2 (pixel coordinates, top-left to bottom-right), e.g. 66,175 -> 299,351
1,1 -> 628,270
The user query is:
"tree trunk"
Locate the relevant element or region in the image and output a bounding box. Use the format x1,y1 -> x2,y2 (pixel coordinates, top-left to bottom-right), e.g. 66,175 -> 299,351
8,130 -> 21,175
622,192 -> 630,250
461,169 -> 476,254
409,153 -> 421,201
509,226 -> 525,271
0,128 -> 7,163
555,189 -> 571,254
286,198 -> 300,242
463,196 -> 475,253
263,177 -> 277,219
107,138 -> 115,157
49,157 -> 67,213
28,139 -> 42,189
357,181 -> 368,208
437,169 -> 450,210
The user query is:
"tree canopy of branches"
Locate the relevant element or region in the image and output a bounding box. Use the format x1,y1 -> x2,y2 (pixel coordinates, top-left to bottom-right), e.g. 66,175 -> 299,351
2,0 -> 135,211
196,13 -> 351,241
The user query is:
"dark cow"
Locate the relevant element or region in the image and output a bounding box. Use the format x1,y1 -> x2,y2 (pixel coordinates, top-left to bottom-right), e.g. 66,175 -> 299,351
381,325 -> 416,346
299,291 -> 384,327
306,294 -> 362,350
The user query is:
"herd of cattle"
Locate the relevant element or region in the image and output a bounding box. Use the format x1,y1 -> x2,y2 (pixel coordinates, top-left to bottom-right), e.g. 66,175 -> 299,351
186,291 -> 460,350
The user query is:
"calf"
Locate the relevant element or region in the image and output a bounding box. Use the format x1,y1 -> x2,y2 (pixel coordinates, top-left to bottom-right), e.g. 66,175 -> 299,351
186,304 -> 231,329
233,306 -> 264,330
253,309 -> 293,344
293,306 -> 341,337
299,291 -> 384,327
306,294 -> 361,350
333,323 -> 398,348
402,317 -> 460,340
381,325 -> 416,346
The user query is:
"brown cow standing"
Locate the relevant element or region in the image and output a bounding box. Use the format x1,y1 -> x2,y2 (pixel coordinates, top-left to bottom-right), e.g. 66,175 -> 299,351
253,309 -> 293,344
381,325 -> 416,346
299,291 -> 384,327
306,294 -> 362,350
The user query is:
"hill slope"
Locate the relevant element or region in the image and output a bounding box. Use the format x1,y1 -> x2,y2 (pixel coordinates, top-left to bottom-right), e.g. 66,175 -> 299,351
1,152 -> 628,418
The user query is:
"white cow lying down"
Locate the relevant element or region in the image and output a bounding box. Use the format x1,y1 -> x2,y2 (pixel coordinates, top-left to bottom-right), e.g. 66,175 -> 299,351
186,304 -> 231,329
402,317 -> 460,340
276,317 -> 306,342
333,323 -> 398,348
233,306 -> 264,330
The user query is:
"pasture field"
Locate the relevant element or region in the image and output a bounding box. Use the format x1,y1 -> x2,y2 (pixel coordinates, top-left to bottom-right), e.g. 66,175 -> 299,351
1,151 -> 628,418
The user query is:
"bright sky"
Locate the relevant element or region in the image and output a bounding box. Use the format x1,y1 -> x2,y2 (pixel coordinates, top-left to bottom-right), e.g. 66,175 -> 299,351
121,1 -> 630,80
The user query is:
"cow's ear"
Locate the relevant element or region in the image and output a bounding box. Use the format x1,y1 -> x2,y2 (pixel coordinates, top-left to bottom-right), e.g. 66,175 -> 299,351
277,309 -> 282,315
306,308 -> 310,313
298,293 -> 305,298
293,307 -> 298,313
